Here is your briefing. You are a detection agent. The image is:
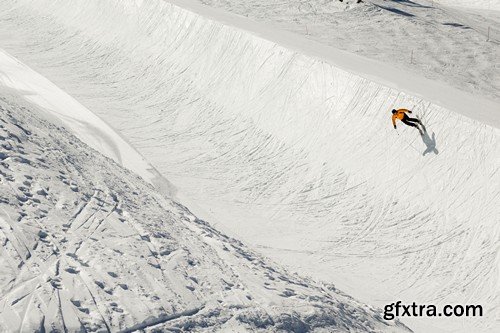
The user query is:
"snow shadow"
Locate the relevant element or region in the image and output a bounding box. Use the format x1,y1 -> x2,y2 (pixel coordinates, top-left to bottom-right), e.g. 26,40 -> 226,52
442,22 -> 471,29
420,128 -> 438,156
375,5 -> 415,17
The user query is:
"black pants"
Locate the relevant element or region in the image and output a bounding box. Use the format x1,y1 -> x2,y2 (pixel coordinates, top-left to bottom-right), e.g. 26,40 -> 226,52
402,115 -> 421,129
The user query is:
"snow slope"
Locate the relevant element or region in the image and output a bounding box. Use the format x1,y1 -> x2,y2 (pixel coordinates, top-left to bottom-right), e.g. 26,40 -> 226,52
0,0 -> 498,332
197,0 -> 500,102
0,89 -> 408,332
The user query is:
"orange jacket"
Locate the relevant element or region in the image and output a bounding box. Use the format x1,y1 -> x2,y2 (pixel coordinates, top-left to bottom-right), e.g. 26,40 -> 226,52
392,109 -> 411,127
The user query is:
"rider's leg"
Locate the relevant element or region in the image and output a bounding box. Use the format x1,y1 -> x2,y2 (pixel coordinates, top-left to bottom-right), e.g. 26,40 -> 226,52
405,116 -> 422,124
402,118 -> 423,134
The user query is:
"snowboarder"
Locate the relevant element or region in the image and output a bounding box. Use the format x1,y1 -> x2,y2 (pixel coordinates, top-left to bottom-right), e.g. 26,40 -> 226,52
391,109 -> 425,135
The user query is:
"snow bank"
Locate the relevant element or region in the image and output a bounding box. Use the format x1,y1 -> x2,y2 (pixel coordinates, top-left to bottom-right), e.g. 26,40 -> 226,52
0,0 -> 498,332
0,51 -> 161,186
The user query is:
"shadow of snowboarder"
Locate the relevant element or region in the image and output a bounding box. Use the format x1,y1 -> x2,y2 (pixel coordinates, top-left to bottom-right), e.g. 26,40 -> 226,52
420,127 -> 438,156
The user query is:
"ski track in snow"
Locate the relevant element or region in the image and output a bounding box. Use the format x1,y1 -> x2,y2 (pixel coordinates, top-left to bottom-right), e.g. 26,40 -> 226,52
0,0 -> 499,332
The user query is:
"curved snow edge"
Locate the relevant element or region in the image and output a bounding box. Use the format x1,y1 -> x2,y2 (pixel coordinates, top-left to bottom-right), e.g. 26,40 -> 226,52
0,49 -> 177,198
166,0 -> 500,129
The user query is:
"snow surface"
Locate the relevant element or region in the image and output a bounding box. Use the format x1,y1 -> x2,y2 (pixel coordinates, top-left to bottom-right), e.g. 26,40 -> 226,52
196,0 -> 500,103
434,0 -> 500,11
0,89 -> 409,331
0,0 -> 499,332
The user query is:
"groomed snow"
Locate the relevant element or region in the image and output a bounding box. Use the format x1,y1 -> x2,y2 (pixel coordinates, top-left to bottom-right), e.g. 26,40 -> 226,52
0,0 -> 499,332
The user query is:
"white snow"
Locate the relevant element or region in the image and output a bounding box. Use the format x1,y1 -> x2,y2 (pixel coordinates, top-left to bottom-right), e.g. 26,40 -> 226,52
434,0 -> 500,11
0,0 -> 499,332
194,0 -> 500,103
0,87 -> 407,331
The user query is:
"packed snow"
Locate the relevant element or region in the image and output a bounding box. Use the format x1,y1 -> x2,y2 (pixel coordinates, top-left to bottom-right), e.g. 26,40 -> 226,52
0,0 -> 498,332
